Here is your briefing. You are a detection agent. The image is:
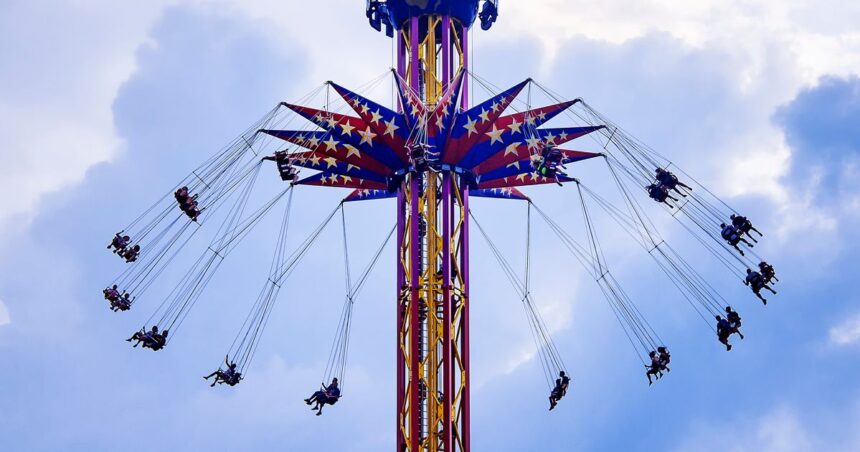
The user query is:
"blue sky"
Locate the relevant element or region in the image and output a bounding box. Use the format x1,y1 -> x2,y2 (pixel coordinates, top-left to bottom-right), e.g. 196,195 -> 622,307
1,1 -> 859,451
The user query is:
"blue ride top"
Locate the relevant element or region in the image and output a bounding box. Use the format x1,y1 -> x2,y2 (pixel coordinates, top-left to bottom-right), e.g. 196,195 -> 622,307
367,1 -> 498,35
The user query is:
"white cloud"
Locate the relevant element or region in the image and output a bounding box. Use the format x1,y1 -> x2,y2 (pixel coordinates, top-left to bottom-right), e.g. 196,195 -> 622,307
0,298 -> 9,326
674,405 -> 860,452
830,314 -> 860,346
0,1 -> 175,236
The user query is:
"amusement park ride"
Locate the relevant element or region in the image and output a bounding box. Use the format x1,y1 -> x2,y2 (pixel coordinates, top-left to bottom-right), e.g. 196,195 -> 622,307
103,1 -> 779,451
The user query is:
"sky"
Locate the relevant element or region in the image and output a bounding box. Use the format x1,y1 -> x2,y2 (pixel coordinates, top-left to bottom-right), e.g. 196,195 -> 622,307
1,0 -> 859,450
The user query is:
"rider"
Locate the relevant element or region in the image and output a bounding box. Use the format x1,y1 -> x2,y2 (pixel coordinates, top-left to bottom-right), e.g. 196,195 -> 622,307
759,261 -> 778,285
646,351 -> 662,385
112,292 -> 132,312
305,378 -> 341,416
655,168 -> 692,196
647,183 -> 679,207
549,371 -> 571,410
657,346 -> 671,373
262,150 -> 299,182
720,223 -> 753,255
716,315 -> 735,351
123,244 -> 141,263
108,233 -> 130,253
103,285 -> 120,302
731,214 -> 763,240
204,356 -> 243,387
725,306 -> 744,340
744,268 -> 777,305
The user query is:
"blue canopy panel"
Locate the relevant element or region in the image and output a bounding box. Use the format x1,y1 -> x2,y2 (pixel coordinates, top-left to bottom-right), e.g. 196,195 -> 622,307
427,70 -> 466,152
477,173 -> 576,190
289,153 -> 387,183
295,171 -> 387,191
393,71 -> 427,129
342,186 -> 528,203
444,79 -> 529,163
457,100 -> 585,169
330,82 -> 410,157
343,189 -> 396,203
470,187 -> 529,201
258,130 -> 392,176
476,150 -> 601,183
472,127 -> 605,175
279,103 -> 407,171
385,0 -> 480,30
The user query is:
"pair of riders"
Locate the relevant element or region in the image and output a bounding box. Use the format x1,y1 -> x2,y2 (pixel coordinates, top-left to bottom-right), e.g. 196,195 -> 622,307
305,378 -> 341,416
126,325 -> 169,351
204,356 -> 243,387
745,268 -> 777,304
647,168 -> 692,206
262,151 -> 299,182
103,285 -> 132,312
645,346 -> 671,385
716,306 -> 743,351
175,186 -> 200,221
720,223 -> 754,256
108,232 -> 140,262
730,214 -> 763,243
759,261 -> 778,285
548,371 -> 571,410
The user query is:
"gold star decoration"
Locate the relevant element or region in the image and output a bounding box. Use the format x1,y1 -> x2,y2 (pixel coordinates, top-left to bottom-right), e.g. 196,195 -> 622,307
384,117 -> 400,138
324,136 -> 340,152
358,127 -> 377,146
508,118 -> 523,135
463,117 -> 478,136
339,121 -> 356,137
485,124 -> 504,145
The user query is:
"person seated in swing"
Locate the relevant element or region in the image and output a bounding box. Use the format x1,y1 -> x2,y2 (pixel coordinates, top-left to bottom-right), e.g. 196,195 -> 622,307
716,315 -> 735,351
263,150 -> 299,182
108,233 -> 130,253
204,356 -> 243,387
731,214 -> 763,239
655,168 -> 692,196
305,378 -> 341,416
127,326 -> 157,348
744,268 -> 777,305
646,351 -> 663,385
126,326 -> 168,350
111,292 -> 132,312
720,223 -> 753,255
175,186 -> 190,203
647,183 -> 679,207
103,285 -> 120,302
657,346 -> 671,373
759,261 -> 778,285
725,306 -> 744,339
549,371 -> 571,410
122,244 -> 141,263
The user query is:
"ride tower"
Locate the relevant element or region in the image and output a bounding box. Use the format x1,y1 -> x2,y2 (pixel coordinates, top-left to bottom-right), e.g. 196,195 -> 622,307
369,2 -> 498,451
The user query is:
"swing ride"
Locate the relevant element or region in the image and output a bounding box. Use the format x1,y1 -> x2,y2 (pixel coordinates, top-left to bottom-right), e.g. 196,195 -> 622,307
101,1 -> 780,451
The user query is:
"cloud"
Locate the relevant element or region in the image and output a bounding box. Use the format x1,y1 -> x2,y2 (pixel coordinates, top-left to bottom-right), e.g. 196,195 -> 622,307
0,299 -> 9,326
830,314 -> 860,346
674,405 -> 860,452
0,1 -> 176,239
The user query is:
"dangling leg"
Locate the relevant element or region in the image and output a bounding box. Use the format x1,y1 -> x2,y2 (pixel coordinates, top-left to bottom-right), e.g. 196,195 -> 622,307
763,284 -> 777,295
732,244 -> 745,256
740,237 -> 754,247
